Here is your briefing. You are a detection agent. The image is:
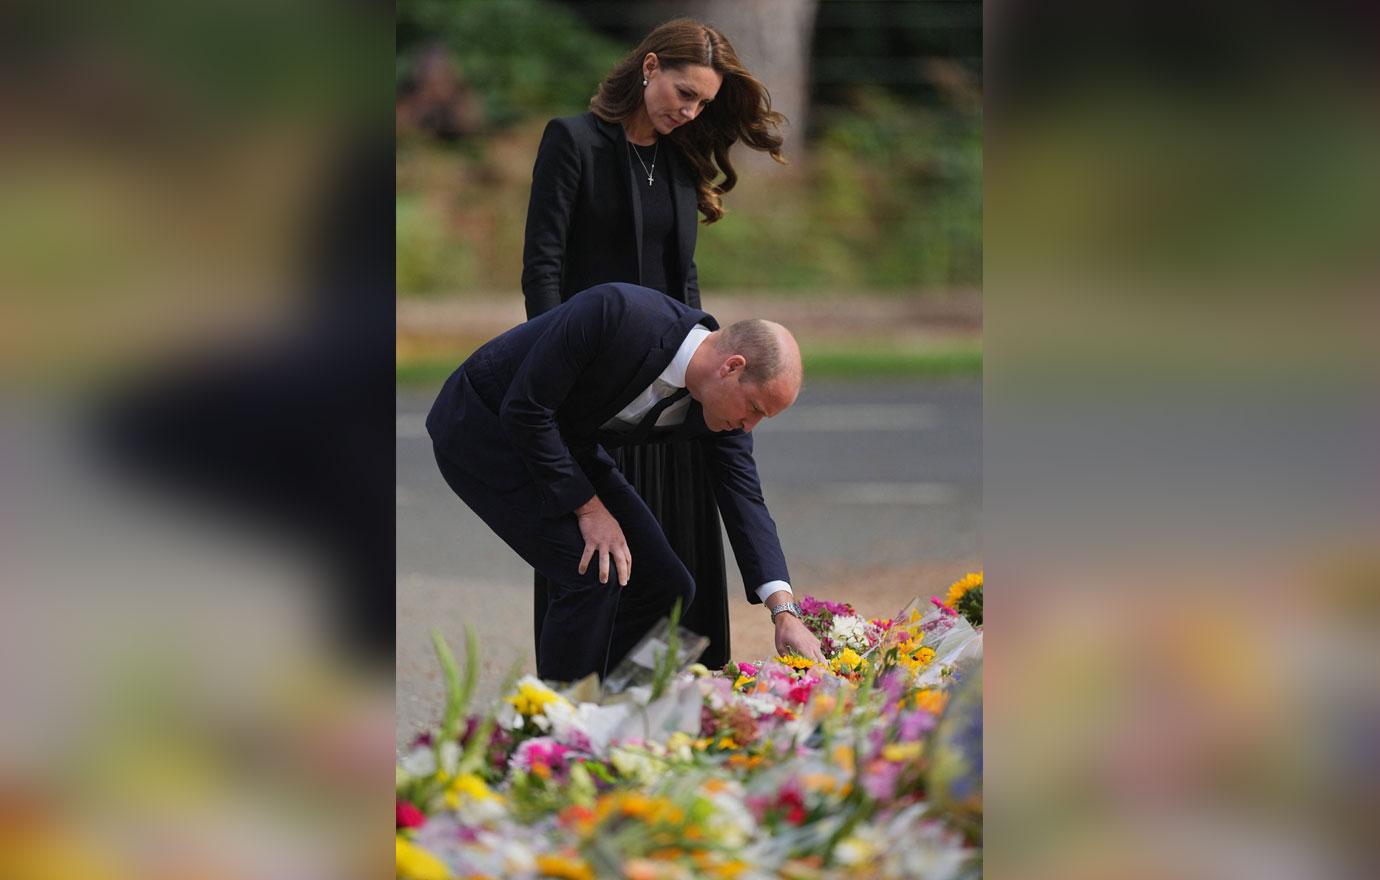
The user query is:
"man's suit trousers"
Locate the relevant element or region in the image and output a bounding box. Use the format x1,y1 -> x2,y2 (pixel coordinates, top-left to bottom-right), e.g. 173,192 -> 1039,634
433,446 -> 696,683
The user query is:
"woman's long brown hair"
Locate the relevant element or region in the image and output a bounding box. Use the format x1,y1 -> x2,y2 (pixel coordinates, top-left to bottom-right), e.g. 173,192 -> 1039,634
590,18 -> 786,224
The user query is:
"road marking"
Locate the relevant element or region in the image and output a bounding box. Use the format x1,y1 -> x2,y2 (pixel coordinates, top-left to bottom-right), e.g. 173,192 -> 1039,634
400,404 -> 941,438
821,482 -> 957,505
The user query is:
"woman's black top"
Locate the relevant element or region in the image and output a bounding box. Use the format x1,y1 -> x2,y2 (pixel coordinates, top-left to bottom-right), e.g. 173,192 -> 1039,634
628,140 -> 680,295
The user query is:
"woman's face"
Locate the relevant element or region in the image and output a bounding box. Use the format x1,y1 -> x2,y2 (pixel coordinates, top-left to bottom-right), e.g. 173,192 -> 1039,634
641,56 -> 723,134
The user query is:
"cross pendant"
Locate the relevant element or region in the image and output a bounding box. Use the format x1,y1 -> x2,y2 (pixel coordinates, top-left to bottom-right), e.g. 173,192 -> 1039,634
646,174 -> 654,186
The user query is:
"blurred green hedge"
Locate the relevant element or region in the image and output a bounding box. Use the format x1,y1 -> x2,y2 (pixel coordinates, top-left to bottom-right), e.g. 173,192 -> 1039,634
398,0 -> 621,126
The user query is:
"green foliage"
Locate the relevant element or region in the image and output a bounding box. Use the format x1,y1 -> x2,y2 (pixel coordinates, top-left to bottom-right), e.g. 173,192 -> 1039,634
649,599 -> 684,702
956,588 -> 983,628
395,75 -> 982,295
396,192 -> 473,294
398,0 -> 623,126
697,88 -> 983,291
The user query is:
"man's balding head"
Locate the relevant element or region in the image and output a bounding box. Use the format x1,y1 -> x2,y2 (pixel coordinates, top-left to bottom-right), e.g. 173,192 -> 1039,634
715,319 -> 802,396
688,319 -> 803,433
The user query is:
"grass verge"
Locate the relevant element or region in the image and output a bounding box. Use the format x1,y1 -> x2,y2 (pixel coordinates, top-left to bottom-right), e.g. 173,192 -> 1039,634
397,344 -> 981,387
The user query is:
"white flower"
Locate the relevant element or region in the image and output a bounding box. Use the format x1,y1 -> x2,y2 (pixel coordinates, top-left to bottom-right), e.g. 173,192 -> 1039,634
609,744 -> 666,784
742,693 -> 780,718
829,614 -> 872,651
834,825 -> 885,866
438,740 -> 461,775
702,780 -> 755,848
400,745 -> 436,778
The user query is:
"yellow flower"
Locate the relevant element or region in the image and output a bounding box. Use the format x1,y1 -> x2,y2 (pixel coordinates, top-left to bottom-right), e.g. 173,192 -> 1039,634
832,744 -> 855,774
733,674 -> 754,690
810,694 -> 837,717
535,853 -> 594,880
881,741 -> 923,763
914,646 -> 936,665
666,731 -> 695,756
830,647 -> 866,674
777,654 -> 816,670
443,771 -> 498,809
505,678 -> 567,717
396,837 -> 451,880
945,571 -> 983,608
716,735 -> 740,751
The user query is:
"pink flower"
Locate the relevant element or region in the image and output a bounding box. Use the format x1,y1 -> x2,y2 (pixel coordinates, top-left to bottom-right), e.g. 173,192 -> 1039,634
862,760 -> 904,801
395,798 -> 426,829
510,736 -> 573,773
738,661 -> 758,677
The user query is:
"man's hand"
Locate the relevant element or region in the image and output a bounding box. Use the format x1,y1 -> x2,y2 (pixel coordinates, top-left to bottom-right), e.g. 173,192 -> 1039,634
574,495 -> 630,587
774,613 -> 826,663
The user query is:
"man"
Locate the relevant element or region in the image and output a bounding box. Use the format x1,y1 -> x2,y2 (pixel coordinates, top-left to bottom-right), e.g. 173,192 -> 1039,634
427,282 -> 825,682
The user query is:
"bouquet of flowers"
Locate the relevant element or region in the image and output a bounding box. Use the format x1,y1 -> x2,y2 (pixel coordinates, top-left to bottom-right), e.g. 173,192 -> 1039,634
396,574 -> 984,879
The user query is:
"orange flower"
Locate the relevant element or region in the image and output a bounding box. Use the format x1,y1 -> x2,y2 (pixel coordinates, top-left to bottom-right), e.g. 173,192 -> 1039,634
915,689 -> 949,714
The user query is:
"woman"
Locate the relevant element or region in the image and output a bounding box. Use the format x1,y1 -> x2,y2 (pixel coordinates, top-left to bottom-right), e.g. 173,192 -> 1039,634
521,18 -> 786,671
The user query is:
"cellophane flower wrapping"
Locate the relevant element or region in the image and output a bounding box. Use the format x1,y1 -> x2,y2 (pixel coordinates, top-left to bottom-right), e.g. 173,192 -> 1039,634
396,575 -> 983,879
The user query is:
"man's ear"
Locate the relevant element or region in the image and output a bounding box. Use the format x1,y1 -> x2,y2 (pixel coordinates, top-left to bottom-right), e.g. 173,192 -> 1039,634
721,354 -> 747,377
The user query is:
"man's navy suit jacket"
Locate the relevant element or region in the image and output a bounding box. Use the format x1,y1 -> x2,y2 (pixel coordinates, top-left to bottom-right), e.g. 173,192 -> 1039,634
426,283 -> 788,602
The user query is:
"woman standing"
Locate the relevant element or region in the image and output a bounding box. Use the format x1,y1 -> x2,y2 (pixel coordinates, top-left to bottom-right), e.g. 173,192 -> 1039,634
521,18 -> 786,671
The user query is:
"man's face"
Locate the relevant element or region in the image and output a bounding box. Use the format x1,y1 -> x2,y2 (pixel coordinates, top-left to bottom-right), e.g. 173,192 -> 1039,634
698,362 -> 796,433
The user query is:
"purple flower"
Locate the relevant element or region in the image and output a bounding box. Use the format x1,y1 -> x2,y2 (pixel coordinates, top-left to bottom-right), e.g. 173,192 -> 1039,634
877,670 -> 907,703
897,710 -> 937,742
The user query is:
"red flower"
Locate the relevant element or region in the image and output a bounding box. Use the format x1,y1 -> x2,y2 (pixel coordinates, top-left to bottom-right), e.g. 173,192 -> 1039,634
781,789 -> 807,824
396,798 -> 426,829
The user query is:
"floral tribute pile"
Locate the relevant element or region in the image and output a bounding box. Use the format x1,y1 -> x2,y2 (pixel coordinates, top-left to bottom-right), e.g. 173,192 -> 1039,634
397,573 -> 983,880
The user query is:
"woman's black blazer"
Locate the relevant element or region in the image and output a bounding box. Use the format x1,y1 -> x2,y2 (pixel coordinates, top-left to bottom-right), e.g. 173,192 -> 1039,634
521,112 -> 701,318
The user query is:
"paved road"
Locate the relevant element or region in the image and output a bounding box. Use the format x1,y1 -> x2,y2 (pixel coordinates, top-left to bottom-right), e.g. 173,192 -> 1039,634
396,378 -> 980,750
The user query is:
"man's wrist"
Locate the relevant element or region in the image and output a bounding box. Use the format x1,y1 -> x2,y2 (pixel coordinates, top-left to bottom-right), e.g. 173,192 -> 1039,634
763,589 -> 793,609
575,494 -> 601,516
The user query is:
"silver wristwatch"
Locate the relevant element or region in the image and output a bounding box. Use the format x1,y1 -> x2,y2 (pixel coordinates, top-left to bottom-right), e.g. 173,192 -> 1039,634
769,601 -> 803,623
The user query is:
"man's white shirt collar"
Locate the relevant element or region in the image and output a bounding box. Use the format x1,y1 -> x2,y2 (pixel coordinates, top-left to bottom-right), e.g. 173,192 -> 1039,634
665,325 -> 711,388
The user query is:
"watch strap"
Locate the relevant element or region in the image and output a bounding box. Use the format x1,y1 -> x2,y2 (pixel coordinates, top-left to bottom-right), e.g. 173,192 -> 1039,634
769,601 -> 803,623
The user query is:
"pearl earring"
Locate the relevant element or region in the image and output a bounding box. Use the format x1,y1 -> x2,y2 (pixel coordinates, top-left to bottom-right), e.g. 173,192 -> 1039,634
642,77 -> 648,86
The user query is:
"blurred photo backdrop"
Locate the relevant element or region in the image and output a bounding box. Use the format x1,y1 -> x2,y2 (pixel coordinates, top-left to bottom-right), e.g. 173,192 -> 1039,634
2,2 -> 396,878
394,0 -> 984,750
985,2 -> 1380,879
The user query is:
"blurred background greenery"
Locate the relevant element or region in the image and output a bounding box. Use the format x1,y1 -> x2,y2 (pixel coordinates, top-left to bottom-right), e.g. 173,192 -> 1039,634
395,0 -> 982,297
